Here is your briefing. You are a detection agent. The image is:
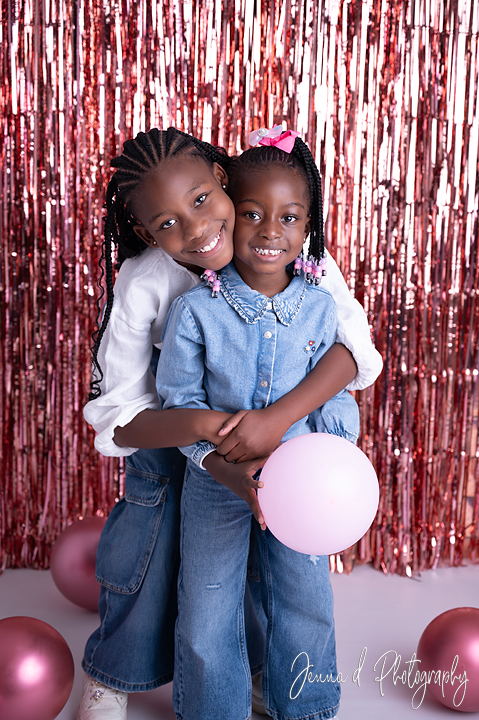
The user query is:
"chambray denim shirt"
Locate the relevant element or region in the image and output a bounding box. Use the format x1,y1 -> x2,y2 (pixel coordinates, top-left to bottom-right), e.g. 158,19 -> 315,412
157,261 -> 360,467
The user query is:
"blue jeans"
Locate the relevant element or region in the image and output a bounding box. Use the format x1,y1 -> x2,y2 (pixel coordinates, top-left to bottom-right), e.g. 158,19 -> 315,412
174,461 -> 340,720
82,446 -> 266,692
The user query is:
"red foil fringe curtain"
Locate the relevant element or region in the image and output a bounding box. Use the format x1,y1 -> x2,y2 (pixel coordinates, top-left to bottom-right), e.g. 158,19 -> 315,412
1,0 -> 478,575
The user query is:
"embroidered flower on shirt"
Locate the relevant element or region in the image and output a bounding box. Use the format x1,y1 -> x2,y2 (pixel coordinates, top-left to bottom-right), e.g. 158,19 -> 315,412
303,340 -> 317,354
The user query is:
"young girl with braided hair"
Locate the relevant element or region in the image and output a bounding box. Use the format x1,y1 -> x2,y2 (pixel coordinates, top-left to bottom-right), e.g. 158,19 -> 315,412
157,127 -> 378,720
78,126 -> 262,720
78,125 -> 382,719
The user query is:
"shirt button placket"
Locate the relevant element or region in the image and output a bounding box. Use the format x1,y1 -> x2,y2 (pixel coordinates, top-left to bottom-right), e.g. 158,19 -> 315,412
254,311 -> 276,407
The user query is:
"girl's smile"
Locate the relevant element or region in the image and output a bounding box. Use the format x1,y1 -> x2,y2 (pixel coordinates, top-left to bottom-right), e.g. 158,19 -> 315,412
230,164 -> 311,296
252,246 -> 285,258
193,227 -> 222,254
130,156 -> 235,273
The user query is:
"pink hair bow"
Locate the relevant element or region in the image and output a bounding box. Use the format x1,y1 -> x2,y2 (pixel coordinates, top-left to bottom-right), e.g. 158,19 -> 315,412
248,125 -> 299,154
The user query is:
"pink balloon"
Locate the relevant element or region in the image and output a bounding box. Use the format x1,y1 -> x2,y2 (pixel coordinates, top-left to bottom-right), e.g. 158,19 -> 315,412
0,616 -> 74,720
257,433 -> 379,555
50,517 -> 106,611
417,607 -> 479,712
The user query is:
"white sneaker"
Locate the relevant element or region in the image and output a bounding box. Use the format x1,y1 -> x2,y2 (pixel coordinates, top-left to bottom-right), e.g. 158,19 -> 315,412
76,674 -> 128,719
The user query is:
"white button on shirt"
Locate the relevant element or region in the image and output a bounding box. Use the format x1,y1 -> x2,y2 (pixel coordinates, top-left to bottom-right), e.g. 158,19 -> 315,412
263,331 -> 272,339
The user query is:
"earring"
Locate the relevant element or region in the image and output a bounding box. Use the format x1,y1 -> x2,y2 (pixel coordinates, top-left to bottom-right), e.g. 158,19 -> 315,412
222,184 -> 227,189
153,241 -> 158,246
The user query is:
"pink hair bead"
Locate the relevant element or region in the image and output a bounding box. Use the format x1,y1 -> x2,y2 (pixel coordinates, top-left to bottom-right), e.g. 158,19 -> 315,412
293,256 -> 303,276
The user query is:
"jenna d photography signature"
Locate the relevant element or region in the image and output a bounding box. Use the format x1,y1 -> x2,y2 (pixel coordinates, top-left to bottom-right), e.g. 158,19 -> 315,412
289,648 -> 469,709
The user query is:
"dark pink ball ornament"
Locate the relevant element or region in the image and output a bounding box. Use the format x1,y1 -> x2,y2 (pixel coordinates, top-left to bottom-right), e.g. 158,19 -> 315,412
50,516 -> 106,611
417,607 -> 479,712
0,616 -> 74,720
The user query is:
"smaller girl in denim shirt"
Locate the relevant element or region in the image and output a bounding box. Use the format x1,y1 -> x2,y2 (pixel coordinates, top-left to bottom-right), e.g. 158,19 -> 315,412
158,128 -> 364,720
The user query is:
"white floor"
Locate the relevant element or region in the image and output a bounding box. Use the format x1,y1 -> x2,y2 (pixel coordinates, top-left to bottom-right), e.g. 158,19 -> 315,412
0,563 -> 478,719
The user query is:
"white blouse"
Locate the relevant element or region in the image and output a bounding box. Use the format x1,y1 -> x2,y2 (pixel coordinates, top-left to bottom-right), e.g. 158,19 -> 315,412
84,247 -> 383,457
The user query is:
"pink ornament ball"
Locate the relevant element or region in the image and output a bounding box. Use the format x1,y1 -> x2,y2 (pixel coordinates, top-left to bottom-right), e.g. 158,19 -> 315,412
417,607 -> 479,712
257,433 -> 379,555
50,516 -> 106,612
0,616 -> 74,720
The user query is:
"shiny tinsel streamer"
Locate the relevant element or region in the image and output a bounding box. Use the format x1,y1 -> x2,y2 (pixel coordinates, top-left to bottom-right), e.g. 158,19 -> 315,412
1,0 -> 478,575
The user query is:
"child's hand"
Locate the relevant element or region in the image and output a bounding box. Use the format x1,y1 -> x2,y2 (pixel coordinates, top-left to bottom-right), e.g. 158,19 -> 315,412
216,407 -> 289,463
216,409 -> 250,435
203,452 -> 268,530
198,410 -> 249,444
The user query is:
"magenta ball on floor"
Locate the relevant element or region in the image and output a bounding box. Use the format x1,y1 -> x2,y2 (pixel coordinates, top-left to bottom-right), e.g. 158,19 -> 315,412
0,616 -> 74,720
417,607 -> 479,712
50,516 -> 106,611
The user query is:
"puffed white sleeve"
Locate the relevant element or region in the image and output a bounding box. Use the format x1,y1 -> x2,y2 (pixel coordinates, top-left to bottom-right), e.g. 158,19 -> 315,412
83,306 -> 160,457
322,250 -> 383,390
83,250 -> 198,457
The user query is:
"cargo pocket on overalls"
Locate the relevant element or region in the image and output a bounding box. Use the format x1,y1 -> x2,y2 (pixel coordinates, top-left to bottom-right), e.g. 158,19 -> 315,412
95,467 -> 169,594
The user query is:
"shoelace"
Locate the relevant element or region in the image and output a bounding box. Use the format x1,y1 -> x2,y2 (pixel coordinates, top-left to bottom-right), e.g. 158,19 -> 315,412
89,683 -> 125,701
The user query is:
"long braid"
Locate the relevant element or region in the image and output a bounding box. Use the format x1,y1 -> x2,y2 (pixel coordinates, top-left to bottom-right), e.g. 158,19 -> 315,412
89,207 -> 115,399
89,127 -> 230,400
228,138 -> 325,263
290,138 -> 325,262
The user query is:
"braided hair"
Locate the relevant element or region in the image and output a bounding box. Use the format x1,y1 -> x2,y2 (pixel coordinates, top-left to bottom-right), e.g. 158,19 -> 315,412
89,127 -> 230,400
227,137 -> 325,263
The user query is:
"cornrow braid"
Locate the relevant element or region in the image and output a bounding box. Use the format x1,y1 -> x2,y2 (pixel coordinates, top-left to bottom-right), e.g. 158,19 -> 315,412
227,137 -> 325,263
290,137 -> 325,263
88,127 -> 230,400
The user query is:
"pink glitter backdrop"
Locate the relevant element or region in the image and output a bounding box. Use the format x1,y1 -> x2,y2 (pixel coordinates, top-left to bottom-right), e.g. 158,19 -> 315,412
1,0 -> 478,575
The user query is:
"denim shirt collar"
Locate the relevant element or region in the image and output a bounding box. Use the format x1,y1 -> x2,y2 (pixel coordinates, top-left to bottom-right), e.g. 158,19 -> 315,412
219,261 -> 307,326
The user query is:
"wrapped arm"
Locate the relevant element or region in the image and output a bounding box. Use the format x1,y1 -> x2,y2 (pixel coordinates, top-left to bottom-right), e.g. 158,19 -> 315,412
84,310 -> 161,457
83,249 -> 201,457
323,250 -> 383,390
